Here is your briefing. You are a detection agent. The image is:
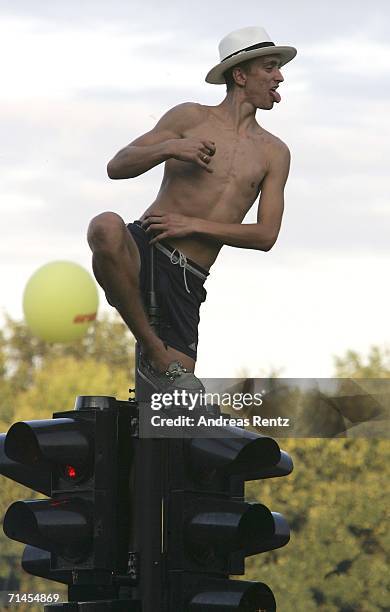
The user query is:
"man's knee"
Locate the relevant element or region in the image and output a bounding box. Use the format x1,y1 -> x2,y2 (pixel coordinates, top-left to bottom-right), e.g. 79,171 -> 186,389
87,211 -> 126,251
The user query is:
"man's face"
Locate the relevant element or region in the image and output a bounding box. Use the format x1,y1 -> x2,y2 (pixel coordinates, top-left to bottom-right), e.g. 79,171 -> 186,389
241,55 -> 284,110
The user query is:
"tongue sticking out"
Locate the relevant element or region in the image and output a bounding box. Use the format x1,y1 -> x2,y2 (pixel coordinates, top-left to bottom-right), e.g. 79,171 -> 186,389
270,89 -> 281,103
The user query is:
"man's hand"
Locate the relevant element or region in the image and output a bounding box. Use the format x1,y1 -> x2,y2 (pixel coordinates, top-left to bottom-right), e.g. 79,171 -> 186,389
169,138 -> 216,172
141,213 -> 199,244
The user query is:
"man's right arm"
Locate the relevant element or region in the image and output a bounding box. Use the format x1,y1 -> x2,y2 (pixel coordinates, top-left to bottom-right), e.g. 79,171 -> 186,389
107,103 -> 216,179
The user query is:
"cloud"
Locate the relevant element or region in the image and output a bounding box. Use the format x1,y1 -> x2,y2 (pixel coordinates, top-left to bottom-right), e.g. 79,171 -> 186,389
304,37 -> 390,75
0,17 -> 213,101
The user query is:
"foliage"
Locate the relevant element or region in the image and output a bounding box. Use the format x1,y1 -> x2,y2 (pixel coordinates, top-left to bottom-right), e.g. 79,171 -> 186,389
0,324 -> 389,610
0,313 -> 135,607
245,438 -> 390,611
1,311 -> 135,382
243,344 -> 390,610
334,345 -> 390,378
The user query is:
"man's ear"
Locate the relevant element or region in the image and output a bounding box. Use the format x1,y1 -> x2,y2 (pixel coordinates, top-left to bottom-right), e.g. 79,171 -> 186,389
232,65 -> 247,87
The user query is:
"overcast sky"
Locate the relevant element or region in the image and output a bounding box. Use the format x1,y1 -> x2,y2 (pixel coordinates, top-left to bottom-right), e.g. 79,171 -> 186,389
1,0 -> 389,378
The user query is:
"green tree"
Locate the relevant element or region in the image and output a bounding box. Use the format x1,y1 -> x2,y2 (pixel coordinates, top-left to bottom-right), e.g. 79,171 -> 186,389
334,345 -> 390,378
244,346 -> 390,611
245,438 -> 389,611
1,312 -> 135,382
2,324 -> 390,611
0,312 -> 135,609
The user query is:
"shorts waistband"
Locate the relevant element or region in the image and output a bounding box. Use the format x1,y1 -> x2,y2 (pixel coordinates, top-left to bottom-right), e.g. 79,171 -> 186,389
133,220 -> 209,281
154,243 -> 208,282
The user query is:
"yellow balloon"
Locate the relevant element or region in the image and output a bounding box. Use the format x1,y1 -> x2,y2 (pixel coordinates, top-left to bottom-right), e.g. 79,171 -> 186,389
23,261 -> 99,343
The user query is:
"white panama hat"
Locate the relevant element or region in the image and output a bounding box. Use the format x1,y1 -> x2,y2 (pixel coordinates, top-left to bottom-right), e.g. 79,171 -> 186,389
206,26 -> 297,85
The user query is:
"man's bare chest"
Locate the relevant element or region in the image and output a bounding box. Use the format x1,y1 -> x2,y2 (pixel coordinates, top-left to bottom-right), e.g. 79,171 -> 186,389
183,124 -> 268,190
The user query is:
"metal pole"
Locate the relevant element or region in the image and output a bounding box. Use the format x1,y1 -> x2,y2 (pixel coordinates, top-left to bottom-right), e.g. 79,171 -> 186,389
147,243 -> 160,333
133,243 -> 164,612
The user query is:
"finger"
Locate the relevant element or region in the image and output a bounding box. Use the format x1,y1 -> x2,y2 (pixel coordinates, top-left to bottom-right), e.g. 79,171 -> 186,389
198,160 -> 213,173
198,152 -> 210,164
203,140 -> 216,154
142,213 -> 164,223
150,231 -> 170,244
145,223 -> 168,233
200,146 -> 214,157
195,153 -> 213,172
200,148 -> 213,158
142,216 -> 165,227
142,215 -> 165,223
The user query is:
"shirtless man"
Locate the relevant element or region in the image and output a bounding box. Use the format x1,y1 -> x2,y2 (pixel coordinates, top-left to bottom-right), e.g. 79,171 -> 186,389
87,26 -> 297,390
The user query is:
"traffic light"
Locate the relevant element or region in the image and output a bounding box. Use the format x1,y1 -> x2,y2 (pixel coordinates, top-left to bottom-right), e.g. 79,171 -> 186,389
1,391 -> 293,611
162,415 -> 293,611
0,395 -> 139,609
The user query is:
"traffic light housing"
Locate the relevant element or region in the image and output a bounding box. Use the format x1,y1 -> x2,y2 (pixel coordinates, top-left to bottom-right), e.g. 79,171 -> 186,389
132,388 -> 293,612
0,396 -> 138,607
161,418 -> 293,610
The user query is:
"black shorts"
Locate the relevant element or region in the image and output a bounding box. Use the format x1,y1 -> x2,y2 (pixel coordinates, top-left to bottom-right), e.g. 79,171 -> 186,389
127,221 -> 209,361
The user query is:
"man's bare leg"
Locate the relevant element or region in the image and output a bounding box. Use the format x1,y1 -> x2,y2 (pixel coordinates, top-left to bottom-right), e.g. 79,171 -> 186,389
87,212 -> 195,372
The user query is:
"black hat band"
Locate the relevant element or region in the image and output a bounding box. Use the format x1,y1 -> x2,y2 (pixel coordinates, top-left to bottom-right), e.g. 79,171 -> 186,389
222,41 -> 275,62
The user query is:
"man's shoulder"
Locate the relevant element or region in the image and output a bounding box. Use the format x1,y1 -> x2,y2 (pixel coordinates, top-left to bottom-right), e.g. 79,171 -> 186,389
254,128 -> 291,183
171,101 -> 206,116
258,126 -> 290,155
159,102 -> 207,132
256,128 -> 291,174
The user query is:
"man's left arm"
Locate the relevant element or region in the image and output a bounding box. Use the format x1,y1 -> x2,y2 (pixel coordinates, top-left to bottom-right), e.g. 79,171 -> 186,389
193,143 -> 291,251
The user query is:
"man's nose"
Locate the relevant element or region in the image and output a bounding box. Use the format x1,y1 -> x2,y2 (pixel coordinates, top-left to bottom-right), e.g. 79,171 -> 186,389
275,69 -> 284,83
